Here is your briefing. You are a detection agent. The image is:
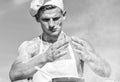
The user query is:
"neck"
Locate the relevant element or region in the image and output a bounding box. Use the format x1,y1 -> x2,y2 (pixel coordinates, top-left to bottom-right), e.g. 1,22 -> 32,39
42,32 -> 63,43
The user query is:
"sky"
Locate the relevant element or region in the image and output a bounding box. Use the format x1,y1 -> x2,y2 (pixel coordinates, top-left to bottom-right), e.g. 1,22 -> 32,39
0,0 -> 120,82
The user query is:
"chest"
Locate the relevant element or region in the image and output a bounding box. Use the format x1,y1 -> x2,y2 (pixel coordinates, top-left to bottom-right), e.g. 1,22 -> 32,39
33,43 -> 84,76
51,44 -> 83,75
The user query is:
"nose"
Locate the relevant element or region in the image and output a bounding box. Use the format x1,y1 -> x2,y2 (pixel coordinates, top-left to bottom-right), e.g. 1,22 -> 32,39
49,18 -> 55,29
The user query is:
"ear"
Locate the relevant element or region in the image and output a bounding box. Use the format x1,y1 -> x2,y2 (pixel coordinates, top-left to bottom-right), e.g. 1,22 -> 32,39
62,10 -> 66,21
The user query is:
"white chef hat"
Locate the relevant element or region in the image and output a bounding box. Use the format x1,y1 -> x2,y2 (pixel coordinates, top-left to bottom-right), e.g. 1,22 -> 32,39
29,0 -> 64,17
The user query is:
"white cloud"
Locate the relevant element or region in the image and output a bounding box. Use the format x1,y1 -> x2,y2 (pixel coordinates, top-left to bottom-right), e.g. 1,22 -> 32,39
0,10 -> 6,19
13,0 -> 30,5
0,10 -> 6,16
0,77 -> 9,82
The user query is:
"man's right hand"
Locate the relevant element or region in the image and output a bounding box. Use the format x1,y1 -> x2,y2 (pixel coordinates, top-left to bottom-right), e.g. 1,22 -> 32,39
44,38 -> 71,62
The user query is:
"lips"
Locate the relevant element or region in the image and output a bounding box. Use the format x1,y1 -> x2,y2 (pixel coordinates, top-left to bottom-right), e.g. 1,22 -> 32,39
49,28 -> 57,32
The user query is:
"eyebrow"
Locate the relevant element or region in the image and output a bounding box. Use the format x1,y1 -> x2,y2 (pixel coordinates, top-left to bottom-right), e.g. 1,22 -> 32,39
41,16 -> 61,21
53,16 -> 60,21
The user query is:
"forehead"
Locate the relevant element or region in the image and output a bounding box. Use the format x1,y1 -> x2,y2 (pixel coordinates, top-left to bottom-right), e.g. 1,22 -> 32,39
40,8 -> 62,18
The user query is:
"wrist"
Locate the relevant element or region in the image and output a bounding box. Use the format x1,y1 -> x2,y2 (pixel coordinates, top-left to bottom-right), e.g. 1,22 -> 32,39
40,52 -> 49,64
34,66 -> 41,71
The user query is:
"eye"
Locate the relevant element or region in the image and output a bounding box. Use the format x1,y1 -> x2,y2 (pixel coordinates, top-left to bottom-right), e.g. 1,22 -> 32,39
41,18 -> 50,22
53,17 -> 60,21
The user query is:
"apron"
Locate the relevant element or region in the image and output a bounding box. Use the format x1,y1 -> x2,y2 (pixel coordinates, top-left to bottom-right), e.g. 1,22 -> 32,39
32,37 -> 84,82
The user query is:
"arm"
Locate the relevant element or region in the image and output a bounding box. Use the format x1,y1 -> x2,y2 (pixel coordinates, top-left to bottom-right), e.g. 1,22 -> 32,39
71,36 -> 111,77
84,48 -> 111,77
9,41 -> 47,82
9,38 -> 70,82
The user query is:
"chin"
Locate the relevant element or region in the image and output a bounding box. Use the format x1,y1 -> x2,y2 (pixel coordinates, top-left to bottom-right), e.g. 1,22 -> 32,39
49,31 -> 61,36
50,32 -> 60,36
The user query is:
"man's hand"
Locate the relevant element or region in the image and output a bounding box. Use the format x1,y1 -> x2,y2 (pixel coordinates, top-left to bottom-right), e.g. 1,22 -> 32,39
71,36 -> 111,77
44,37 -> 71,62
71,36 -> 95,62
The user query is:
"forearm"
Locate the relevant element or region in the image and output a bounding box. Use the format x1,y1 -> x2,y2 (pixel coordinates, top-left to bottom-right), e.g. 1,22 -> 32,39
9,53 -> 47,81
86,54 -> 111,77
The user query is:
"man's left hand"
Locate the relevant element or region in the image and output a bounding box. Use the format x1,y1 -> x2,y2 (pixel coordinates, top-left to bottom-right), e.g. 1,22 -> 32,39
71,36 -> 111,77
71,36 -> 96,62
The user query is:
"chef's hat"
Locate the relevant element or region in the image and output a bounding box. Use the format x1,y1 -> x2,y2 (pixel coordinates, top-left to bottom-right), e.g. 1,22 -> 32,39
29,0 -> 64,17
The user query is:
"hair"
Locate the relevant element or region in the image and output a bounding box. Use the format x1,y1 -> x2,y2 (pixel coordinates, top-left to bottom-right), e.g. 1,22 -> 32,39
35,5 -> 65,22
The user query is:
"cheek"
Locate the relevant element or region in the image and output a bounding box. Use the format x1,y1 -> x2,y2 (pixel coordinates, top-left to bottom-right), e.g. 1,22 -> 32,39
55,19 -> 62,26
41,22 -> 48,28
41,23 -> 49,31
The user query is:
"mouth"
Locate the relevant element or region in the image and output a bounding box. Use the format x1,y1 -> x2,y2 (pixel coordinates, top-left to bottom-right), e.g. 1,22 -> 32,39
49,28 -> 57,32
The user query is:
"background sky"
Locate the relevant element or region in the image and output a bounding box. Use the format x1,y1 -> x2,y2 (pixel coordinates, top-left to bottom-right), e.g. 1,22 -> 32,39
0,0 -> 120,82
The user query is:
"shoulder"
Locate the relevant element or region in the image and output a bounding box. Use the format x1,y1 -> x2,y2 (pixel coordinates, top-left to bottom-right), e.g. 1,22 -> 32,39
18,37 -> 41,55
15,37 -> 41,63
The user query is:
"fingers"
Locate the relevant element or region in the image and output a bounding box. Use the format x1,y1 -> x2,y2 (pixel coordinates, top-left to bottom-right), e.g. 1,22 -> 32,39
49,50 -> 67,61
47,44 -> 68,62
73,48 -> 83,58
57,40 -> 69,49
55,50 -> 67,59
58,42 -> 69,51
46,37 -> 71,62
71,36 -> 92,51
50,41 -> 69,52
71,36 -> 84,46
72,40 -> 84,50
71,36 -> 84,51
73,48 -> 84,54
52,44 -> 68,59
54,37 -> 71,49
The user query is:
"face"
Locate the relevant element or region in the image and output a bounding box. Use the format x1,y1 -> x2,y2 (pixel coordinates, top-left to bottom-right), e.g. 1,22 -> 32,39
38,7 -> 65,37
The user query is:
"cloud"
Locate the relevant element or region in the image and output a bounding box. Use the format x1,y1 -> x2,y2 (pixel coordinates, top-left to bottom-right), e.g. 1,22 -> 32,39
0,10 -> 6,16
0,10 -> 7,19
13,0 -> 30,5
0,77 -> 9,82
